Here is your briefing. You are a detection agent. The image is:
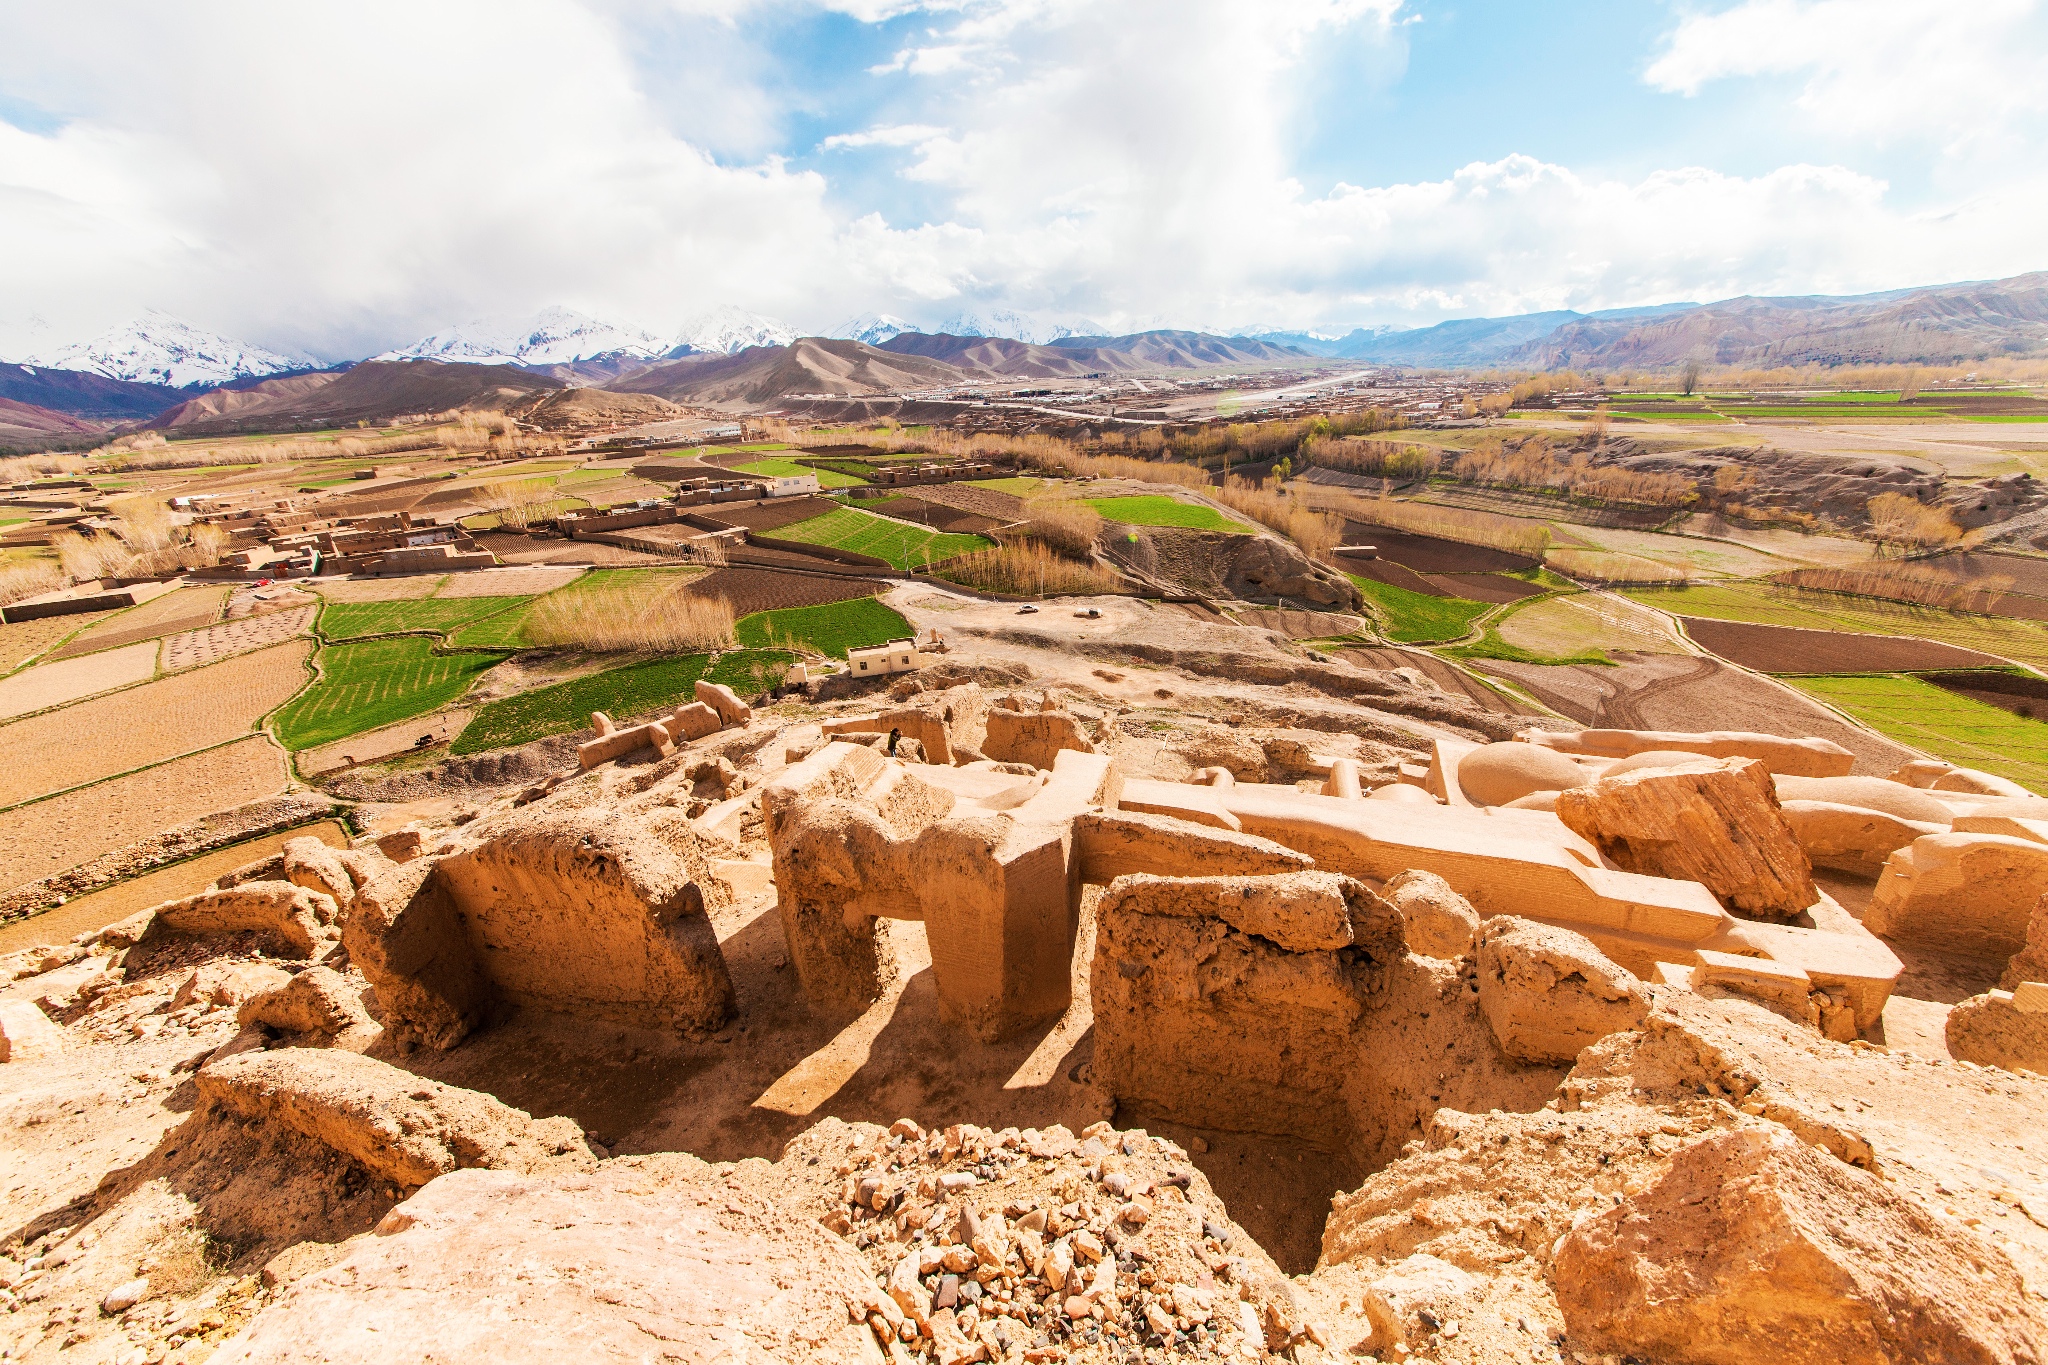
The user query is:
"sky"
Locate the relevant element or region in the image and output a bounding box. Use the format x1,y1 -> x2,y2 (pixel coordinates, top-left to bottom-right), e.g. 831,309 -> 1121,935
2,0 -> 2046,362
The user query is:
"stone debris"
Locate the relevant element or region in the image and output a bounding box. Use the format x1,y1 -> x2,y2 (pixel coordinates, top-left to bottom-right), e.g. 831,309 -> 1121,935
1476,916 -> 1649,1064
1553,1128 -> 2044,1364
1945,987 -> 2048,1074
0,997 -> 68,1062
1380,869 -> 1480,961
1555,756 -> 1818,920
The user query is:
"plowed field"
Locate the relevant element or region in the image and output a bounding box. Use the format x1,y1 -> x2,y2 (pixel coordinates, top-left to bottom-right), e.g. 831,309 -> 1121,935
681,567 -> 882,616
48,585 -> 230,659
0,639 -> 313,808
433,566 -> 582,598
0,641 -> 157,721
1680,617 -> 2005,672
0,610 -> 115,673
0,737 -> 287,895
161,606 -> 316,672
701,497 -> 839,532
311,576 -> 445,602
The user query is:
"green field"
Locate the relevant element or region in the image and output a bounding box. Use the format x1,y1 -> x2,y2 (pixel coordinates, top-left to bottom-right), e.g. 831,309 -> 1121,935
273,637 -> 505,750
735,597 -> 910,658
769,506 -> 992,570
1625,583 -> 2048,670
451,649 -> 791,755
1787,673 -> 2048,794
737,457 -> 868,488
1084,495 -> 1254,533
319,596 -> 530,642
1347,574 -> 1492,644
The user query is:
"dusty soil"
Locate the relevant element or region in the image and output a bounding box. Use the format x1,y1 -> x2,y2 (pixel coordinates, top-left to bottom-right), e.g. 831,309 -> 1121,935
160,607 -> 315,674
296,707 -> 473,777
469,532 -> 675,566
1424,571 -> 1545,603
683,566 -> 883,615
1230,608 -> 1367,639
307,575 -> 442,602
1472,652 -> 1919,773
0,736 -> 289,894
1336,646 -> 1542,716
1337,521 -> 1537,573
1682,616 -> 2009,672
856,496 -> 1004,534
0,611 -> 115,673
698,497 -> 839,532
224,586 -> 319,621
48,586 -> 231,660
0,641 -> 157,722
1499,593 -> 1690,656
0,640 -> 313,809
0,821 -> 348,955
911,482 -> 1029,520
431,565 -> 582,598
1337,556 -> 1445,596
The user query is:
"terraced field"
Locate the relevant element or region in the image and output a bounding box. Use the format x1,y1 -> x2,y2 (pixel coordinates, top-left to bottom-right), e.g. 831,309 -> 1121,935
1787,673 -> 2048,794
1085,496 -> 1254,534
1346,574 -> 1491,644
319,596 -> 530,641
737,457 -> 867,488
451,649 -> 790,755
48,585 -> 231,659
735,598 -> 912,658
272,637 -> 505,750
768,506 -> 992,570
0,610 -> 115,673
1626,583 -> 2048,670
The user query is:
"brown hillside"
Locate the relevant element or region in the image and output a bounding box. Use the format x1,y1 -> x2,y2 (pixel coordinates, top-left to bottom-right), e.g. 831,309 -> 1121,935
151,360 -> 562,435
608,338 -> 971,407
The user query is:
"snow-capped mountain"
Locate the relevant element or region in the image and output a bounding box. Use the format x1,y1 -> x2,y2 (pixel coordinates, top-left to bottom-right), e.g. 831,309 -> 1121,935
933,310 -> 1095,345
672,306 -> 797,355
833,313 -> 920,346
378,306 -> 665,367
28,311 -> 307,388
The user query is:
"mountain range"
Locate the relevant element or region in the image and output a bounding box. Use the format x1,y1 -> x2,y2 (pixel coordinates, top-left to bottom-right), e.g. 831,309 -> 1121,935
7,271 -> 2047,443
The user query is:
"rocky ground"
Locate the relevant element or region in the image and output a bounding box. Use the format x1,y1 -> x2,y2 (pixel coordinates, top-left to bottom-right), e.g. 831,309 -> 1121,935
1,590 -> 2046,1364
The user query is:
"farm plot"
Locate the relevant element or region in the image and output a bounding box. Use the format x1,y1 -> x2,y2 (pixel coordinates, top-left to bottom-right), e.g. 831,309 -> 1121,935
918,484 -> 1031,519
1085,496 -> 1254,534
1628,583 -> 2048,670
679,567 -> 881,616
0,610 -> 114,673
736,457 -> 867,488
48,585 -> 231,659
272,637 -> 504,751
701,497 -> 838,532
735,598 -> 911,658
1679,617 -> 2005,673
433,565 -> 583,598
453,653 -> 703,755
1423,572 -> 1544,604
1498,593 -> 1686,657
0,639 -> 313,808
0,820 -> 348,954
1787,673 -> 2048,794
0,641 -> 158,721
161,605 -> 315,672
0,736 -> 287,896
311,575 -> 446,602
855,497 -> 1002,535
446,566 -> 709,650
769,506 -> 993,570
1347,575 -> 1491,644
1337,521 -> 1537,573
319,595 -> 530,641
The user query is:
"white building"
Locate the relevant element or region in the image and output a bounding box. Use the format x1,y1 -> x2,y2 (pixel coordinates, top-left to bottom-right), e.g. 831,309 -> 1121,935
846,638 -> 920,676
767,473 -> 821,497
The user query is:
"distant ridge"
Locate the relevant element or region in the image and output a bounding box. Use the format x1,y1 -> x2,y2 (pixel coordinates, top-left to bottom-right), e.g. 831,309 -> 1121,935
0,364 -> 185,422
608,338 -> 967,407
149,359 -> 561,435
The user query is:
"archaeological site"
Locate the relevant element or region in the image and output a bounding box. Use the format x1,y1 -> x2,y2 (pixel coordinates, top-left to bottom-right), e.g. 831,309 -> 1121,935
6,595 -> 2048,1365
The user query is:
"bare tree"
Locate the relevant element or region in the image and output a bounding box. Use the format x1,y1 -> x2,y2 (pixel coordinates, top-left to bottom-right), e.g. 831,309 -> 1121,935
1680,359 -> 1704,398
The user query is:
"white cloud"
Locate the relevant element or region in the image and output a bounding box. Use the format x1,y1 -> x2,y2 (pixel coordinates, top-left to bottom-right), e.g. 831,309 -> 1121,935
819,124 -> 949,151
1645,0 -> 2048,151
0,0 -> 2043,360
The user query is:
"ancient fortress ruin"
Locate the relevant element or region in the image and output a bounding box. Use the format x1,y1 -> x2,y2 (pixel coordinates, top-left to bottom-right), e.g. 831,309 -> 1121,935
5,660 -> 2048,1364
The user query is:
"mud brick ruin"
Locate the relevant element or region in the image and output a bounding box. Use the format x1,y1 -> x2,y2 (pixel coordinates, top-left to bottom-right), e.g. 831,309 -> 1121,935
6,674 -> 2048,1364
